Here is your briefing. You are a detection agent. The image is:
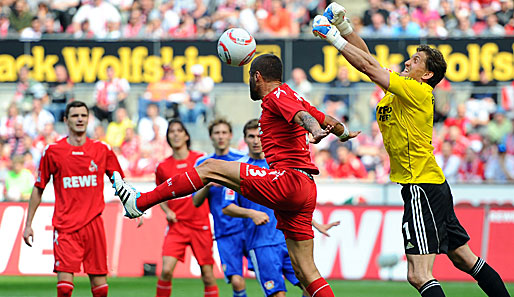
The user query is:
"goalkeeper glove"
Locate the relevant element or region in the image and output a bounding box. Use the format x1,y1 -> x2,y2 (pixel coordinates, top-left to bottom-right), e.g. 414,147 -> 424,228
312,15 -> 348,51
323,2 -> 353,36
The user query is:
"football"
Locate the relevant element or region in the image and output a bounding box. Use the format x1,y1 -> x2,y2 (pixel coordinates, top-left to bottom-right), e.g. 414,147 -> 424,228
217,28 -> 256,67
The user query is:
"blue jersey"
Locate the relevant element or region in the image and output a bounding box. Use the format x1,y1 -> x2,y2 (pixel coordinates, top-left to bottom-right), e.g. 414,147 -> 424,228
194,148 -> 245,239
222,156 -> 285,250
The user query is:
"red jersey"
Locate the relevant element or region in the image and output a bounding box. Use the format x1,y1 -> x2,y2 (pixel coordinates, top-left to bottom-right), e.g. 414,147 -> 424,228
155,151 -> 210,229
259,83 -> 325,174
35,137 -> 123,233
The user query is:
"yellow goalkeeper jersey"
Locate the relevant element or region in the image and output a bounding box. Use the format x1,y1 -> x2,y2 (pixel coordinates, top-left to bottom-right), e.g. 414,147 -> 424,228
376,71 -> 445,184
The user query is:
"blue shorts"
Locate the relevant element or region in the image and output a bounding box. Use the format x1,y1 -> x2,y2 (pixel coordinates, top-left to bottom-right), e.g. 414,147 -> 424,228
216,232 -> 251,282
249,242 -> 300,296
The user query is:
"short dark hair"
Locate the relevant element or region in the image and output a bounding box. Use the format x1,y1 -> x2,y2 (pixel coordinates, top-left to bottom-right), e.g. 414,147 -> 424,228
166,119 -> 191,149
250,54 -> 282,82
64,101 -> 89,118
417,45 -> 446,88
208,117 -> 232,136
243,119 -> 259,137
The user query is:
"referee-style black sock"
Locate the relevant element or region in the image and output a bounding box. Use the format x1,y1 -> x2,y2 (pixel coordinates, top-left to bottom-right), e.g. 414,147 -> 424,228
418,279 -> 446,297
470,257 -> 511,297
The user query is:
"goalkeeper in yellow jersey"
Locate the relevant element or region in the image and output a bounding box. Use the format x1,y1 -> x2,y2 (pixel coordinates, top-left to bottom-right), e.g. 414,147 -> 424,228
313,3 -> 511,297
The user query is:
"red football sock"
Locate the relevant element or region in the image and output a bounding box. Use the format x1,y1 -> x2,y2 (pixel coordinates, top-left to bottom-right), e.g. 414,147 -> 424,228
137,169 -> 204,212
306,278 -> 335,297
204,285 -> 219,297
156,279 -> 172,297
91,284 -> 108,297
57,281 -> 74,297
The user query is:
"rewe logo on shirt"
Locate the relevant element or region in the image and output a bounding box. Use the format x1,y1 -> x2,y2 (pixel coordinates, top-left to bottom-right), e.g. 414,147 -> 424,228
62,175 -> 98,189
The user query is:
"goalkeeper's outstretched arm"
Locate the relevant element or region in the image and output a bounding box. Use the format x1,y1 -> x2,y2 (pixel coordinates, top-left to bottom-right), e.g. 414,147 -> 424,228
313,16 -> 390,90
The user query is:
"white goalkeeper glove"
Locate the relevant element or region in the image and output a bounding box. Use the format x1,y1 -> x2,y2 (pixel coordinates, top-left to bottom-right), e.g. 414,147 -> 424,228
323,2 -> 353,36
312,15 -> 348,51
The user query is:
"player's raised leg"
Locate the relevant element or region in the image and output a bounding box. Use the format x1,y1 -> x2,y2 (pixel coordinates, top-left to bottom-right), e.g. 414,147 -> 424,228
286,239 -> 334,297
448,244 -> 511,297
112,159 -> 242,218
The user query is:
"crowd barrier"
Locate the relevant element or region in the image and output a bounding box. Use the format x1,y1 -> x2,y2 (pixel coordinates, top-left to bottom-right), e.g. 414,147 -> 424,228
1,202 -> 513,281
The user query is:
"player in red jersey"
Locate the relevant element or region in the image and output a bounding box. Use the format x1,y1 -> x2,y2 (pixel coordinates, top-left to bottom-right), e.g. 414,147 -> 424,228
23,101 -> 123,297
113,54 -> 359,297
154,119 -> 218,297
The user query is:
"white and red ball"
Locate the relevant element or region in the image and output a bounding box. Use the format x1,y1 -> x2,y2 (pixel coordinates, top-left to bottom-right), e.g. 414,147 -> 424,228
217,28 -> 256,67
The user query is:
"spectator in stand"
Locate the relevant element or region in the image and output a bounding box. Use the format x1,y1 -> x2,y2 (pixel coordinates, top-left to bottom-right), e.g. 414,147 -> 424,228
0,12 -> 9,37
355,121 -> 383,172
138,103 -> 168,143
22,134 -> 41,166
286,67 -> 312,100
47,64 -> 74,122
261,0 -> 294,37
71,0 -> 121,38
470,0 -> 502,22
313,148 -> 332,178
362,0 -> 389,27
169,12 -> 196,38
8,0 -> 33,32
392,14 -> 422,37
424,18 -> 449,37
504,117 -> 514,154
22,97 -> 55,138
466,68 -> 497,128
412,0 -> 441,29
129,142 -> 157,178
180,64 -> 214,123
450,10 -> 476,37
138,0 -> 157,22
496,0 -> 513,26
435,140 -> 462,183
122,8 -> 145,38
433,77 -> 452,123
93,125 -> 107,142
322,65 -> 354,119
4,154 -> 34,201
444,103 -> 472,136
210,0 -> 239,34
105,107 -> 135,148
485,143 -> 514,182
326,143 -> 368,179
239,1 -> 259,35
13,66 -> 48,113
73,19 -> 94,38
458,144 -> 485,183
92,66 -> 130,123
143,9 -> 164,39
481,13 -> 505,35
147,122 -> 171,163
6,122 -> 27,158
42,14 -> 61,35
350,15 -> 364,34
487,109 -> 513,143
444,125 -> 470,157
0,103 -> 23,141
440,0 -> 458,31
120,126 -> 140,165
361,11 -> 393,37
50,0 -> 78,31
33,122 -> 59,155
20,16 -> 42,40
141,64 -> 187,120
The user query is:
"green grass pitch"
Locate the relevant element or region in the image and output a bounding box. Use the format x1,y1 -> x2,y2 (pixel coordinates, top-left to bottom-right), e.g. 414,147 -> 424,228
0,276 -> 513,296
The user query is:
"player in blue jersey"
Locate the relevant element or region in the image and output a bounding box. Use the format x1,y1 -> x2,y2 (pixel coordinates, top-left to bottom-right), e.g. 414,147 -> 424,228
222,119 -> 339,297
192,118 -> 248,297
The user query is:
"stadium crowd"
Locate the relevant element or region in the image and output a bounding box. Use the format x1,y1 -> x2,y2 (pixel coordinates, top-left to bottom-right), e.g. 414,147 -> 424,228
1,58 -> 514,202
0,0 -> 514,39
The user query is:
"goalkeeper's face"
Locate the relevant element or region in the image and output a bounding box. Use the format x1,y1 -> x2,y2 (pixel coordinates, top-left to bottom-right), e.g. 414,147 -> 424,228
65,106 -> 88,134
401,52 -> 430,82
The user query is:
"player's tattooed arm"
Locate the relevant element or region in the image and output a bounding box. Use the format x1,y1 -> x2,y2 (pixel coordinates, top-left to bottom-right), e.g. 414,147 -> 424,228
294,111 -> 331,144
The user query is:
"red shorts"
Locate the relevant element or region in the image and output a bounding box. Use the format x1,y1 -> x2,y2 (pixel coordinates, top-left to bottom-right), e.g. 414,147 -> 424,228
162,221 -> 214,265
53,215 -> 107,275
239,163 -> 317,241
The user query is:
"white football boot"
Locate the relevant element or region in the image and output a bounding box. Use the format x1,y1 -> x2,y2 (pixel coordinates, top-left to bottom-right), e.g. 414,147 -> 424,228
111,171 -> 143,218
